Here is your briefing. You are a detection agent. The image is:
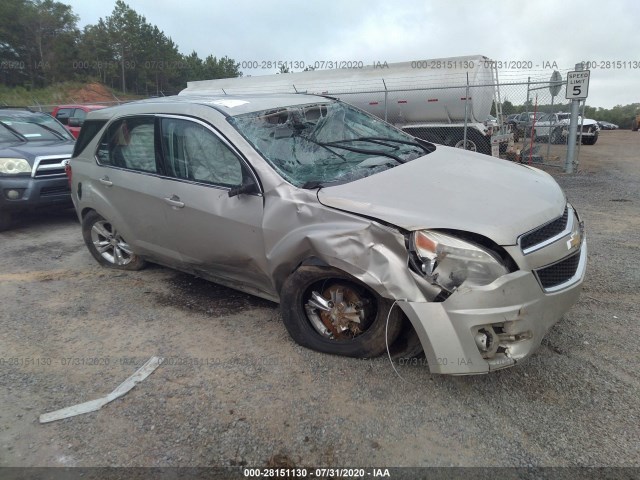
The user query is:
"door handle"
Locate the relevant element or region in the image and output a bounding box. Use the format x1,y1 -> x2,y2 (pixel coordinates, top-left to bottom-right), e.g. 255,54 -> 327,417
99,176 -> 113,186
164,195 -> 185,208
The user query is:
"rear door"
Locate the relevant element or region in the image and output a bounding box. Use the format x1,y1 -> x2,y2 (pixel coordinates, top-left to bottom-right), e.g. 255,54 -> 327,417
92,115 -> 182,267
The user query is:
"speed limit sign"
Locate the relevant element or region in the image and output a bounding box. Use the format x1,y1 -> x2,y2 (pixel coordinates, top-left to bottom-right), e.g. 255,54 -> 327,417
566,70 -> 590,99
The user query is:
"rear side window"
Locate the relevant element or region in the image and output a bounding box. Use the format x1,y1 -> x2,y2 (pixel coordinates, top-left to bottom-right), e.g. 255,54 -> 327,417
160,118 -> 242,187
73,119 -> 107,157
73,109 -> 88,120
97,117 -> 160,174
55,108 -> 73,125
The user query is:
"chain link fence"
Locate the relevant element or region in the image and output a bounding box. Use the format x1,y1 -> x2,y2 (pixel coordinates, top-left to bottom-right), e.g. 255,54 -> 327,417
3,63 -> 595,171
287,70 -> 590,171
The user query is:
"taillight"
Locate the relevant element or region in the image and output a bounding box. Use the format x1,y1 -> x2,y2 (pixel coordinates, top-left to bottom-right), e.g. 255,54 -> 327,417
65,161 -> 72,188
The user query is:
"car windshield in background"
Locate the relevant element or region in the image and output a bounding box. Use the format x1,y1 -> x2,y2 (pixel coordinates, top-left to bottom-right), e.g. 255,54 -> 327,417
0,112 -> 73,143
229,102 -> 431,188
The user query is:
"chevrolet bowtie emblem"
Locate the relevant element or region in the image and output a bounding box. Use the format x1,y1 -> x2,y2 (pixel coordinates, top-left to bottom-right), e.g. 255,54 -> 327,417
567,231 -> 581,250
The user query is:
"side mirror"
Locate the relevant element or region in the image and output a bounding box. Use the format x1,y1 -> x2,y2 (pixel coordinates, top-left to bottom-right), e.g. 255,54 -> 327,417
228,179 -> 259,198
68,117 -> 84,127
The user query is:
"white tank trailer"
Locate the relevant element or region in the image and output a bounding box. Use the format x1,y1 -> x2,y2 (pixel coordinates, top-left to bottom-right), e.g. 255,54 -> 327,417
180,55 -> 512,156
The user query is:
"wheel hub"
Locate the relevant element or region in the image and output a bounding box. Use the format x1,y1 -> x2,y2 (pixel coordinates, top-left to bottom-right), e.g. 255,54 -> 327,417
90,220 -> 133,266
305,283 -> 367,339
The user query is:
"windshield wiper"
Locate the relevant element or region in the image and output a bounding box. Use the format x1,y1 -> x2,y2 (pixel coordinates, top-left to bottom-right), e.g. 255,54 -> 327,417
32,122 -> 69,141
0,122 -> 27,142
329,136 -> 429,152
316,141 -> 405,164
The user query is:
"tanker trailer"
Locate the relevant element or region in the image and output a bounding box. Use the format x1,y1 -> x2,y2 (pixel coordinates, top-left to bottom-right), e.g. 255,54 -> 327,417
180,55 -> 512,156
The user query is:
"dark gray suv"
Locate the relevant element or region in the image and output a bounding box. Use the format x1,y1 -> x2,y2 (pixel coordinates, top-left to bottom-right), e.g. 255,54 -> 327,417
0,109 -> 75,230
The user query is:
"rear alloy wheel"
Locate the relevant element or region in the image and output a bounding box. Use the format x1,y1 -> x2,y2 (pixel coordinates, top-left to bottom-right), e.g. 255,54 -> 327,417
280,266 -> 403,357
82,211 -> 146,270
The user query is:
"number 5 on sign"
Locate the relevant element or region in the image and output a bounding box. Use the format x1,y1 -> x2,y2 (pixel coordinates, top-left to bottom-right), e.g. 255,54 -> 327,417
566,70 -> 590,99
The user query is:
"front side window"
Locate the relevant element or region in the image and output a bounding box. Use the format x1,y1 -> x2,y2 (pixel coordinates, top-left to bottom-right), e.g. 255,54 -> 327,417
160,118 -> 242,187
229,101 -> 430,188
97,117 -> 158,173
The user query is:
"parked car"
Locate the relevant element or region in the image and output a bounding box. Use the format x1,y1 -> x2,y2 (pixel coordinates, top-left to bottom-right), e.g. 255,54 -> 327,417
596,121 -> 618,130
51,104 -> 107,139
508,111 -> 543,141
0,109 -> 75,230
533,112 -> 599,145
68,94 -> 586,375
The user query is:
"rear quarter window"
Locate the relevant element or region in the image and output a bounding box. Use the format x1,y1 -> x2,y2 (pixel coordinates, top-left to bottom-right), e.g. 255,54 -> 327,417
73,119 -> 108,158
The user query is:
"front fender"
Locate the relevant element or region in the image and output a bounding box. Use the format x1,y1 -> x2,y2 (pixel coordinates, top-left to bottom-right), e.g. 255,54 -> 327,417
261,186 -> 439,302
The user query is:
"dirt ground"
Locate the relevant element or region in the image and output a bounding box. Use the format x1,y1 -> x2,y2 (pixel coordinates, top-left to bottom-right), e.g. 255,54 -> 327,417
0,130 -> 638,470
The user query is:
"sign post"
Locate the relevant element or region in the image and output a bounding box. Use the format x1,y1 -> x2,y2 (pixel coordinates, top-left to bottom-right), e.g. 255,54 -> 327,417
547,71 -> 562,161
564,65 -> 590,173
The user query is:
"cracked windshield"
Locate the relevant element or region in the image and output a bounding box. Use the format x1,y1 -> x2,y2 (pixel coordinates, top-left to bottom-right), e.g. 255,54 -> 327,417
229,101 -> 432,187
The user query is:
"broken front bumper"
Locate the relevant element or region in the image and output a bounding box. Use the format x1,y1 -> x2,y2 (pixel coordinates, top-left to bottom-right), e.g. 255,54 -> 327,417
398,239 -> 587,375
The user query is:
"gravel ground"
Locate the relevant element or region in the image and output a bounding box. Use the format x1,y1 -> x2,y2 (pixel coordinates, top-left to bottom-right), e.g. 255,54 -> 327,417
0,130 -> 638,469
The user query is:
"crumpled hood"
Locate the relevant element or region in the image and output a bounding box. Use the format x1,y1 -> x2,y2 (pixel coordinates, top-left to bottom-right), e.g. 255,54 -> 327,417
317,146 -> 566,246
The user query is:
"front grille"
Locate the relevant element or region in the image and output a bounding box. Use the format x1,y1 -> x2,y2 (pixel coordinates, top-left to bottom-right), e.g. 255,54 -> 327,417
40,185 -> 70,197
581,125 -> 594,133
535,251 -> 581,290
520,207 -> 569,250
34,157 -> 69,178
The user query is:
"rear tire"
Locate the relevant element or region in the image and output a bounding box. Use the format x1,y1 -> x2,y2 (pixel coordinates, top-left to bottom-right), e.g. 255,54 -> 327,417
82,211 -> 146,270
280,266 -> 403,358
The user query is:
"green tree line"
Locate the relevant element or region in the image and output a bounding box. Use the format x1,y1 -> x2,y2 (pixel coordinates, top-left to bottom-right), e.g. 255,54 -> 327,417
0,0 -> 241,95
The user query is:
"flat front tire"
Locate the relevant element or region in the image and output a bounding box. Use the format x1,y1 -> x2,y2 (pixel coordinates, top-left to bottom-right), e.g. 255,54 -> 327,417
280,266 -> 403,358
82,211 -> 146,270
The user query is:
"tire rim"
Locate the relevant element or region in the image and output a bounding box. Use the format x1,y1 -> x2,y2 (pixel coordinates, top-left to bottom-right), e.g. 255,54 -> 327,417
304,282 -> 373,340
454,139 -> 477,152
90,220 -> 134,266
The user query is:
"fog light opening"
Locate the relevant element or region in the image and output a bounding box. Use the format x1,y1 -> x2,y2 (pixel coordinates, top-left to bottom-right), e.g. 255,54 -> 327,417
4,189 -> 24,200
474,329 -> 493,353
473,325 -> 504,359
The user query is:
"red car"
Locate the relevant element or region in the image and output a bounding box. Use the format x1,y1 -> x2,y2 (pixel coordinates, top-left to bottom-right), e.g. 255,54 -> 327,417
51,104 -> 107,138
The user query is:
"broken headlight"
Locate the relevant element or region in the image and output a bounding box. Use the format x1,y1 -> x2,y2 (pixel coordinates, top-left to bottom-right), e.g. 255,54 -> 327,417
411,231 -> 509,292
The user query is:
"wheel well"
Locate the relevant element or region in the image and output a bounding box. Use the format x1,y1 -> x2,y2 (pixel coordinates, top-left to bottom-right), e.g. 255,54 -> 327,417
298,256 -> 330,269
80,207 -> 96,219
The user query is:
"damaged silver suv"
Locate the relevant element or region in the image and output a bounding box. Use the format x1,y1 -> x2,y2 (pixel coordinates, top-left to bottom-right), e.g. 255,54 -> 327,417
69,93 -> 586,375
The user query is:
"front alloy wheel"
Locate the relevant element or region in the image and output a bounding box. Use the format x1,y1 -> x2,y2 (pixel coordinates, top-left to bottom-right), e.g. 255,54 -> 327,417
82,211 -> 145,270
550,128 -> 562,144
280,266 -> 403,357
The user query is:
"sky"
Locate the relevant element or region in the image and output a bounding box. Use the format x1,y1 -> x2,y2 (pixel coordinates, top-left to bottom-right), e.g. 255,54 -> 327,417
62,0 -> 639,109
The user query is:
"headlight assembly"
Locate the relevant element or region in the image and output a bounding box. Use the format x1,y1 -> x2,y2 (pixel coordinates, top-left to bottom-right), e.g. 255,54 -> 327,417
0,158 -> 31,175
411,230 -> 509,292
